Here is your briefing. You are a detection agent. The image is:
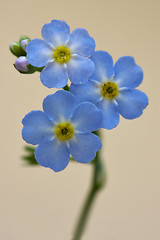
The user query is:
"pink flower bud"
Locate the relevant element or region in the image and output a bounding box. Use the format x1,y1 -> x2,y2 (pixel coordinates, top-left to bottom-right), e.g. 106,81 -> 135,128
15,56 -> 29,72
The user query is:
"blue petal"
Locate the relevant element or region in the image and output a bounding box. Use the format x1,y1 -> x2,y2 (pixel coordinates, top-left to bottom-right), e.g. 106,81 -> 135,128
35,138 -> 70,172
70,102 -> 102,133
70,81 -> 101,104
43,90 -> 76,122
67,28 -> 95,56
69,133 -> 102,163
41,20 -> 70,47
40,62 -> 68,88
98,99 -> 119,129
116,88 -> 148,119
26,39 -> 53,67
67,55 -> 95,84
114,56 -> 143,88
89,51 -> 114,82
22,111 -> 54,145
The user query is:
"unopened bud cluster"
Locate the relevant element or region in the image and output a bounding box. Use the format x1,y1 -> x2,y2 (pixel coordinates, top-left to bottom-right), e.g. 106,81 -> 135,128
10,35 -> 41,74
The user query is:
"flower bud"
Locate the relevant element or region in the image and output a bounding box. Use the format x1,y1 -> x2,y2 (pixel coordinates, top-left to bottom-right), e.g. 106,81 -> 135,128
15,56 -> 29,72
19,35 -> 31,43
20,39 -> 30,51
9,42 -> 26,57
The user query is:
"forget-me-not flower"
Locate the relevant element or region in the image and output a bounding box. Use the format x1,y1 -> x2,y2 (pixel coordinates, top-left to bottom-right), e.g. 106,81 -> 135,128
70,51 -> 148,129
22,91 -> 102,172
26,20 -> 95,88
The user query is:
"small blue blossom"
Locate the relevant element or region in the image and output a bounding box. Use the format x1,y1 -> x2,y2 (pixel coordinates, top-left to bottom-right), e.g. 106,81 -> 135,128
22,90 -> 102,172
26,20 -> 95,88
70,51 -> 149,130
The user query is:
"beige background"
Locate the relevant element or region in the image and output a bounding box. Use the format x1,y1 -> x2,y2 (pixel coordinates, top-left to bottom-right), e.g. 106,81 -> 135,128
1,0 -> 159,239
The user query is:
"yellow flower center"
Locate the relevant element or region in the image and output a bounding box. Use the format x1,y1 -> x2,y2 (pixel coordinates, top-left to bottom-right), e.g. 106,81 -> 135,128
53,46 -> 71,64
101,81 -> 118,100
55,123 -> 74,141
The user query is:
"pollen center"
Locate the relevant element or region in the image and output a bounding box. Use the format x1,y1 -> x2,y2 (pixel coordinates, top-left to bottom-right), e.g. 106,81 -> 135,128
53,46 -> 71,64
101,81 -> 118,100
55,123 -> 74,141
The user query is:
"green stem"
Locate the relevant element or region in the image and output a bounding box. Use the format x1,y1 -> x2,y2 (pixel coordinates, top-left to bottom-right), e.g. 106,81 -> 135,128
72,151 -> 106,240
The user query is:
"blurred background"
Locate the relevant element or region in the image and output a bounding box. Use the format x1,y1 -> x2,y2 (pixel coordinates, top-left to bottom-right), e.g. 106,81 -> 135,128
1,0 -> 159,239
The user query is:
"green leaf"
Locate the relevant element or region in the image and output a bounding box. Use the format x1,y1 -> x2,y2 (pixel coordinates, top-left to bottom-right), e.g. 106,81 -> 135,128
21,146 -> 39,166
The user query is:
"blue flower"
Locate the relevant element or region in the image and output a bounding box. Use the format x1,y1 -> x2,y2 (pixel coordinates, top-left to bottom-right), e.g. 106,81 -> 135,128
26,20 -> 95,88
70,51 -> 148,130
22,90 -> 102,172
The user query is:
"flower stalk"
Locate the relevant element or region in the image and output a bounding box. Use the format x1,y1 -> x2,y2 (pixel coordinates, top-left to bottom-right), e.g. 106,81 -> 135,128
72,142 -> 106,240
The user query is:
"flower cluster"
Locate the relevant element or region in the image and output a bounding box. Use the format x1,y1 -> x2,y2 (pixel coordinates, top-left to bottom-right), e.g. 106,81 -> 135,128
10,20 -> 148,172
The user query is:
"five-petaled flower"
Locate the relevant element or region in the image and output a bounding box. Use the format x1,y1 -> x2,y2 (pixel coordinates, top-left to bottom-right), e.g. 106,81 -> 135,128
70,51 -> 149,129
22,91 -> 102,172
26,20 -> 95,88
